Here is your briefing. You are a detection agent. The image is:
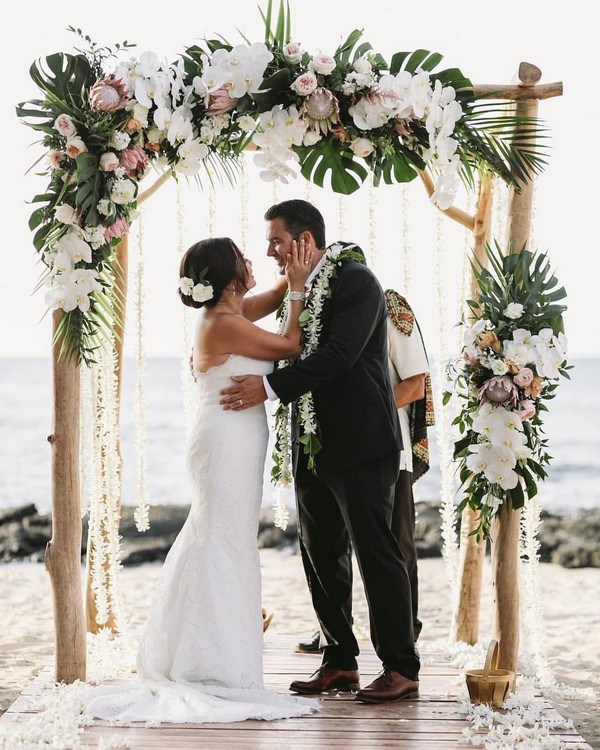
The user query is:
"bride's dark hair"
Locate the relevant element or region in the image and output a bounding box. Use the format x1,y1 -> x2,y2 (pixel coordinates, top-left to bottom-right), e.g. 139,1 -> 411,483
178,237 -> 248,309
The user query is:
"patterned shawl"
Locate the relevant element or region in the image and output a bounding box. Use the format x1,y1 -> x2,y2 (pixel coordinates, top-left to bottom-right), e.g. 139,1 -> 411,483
384,289 -> 435,483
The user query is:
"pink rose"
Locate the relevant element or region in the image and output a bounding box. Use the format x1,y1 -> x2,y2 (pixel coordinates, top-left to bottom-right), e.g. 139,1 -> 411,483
350,137 -> 374,158
283,43 -> 303,64
104,216 -> 130,242
513,367 -> 534,388
65,137 -> 87,158
310,54 -> 336,75
48,150 -> 64,169
291,72 -> 318,96
54,114 -> 76,137
99,152 -> 120,172
515,399 -> 536,421
119,146 -> 148,177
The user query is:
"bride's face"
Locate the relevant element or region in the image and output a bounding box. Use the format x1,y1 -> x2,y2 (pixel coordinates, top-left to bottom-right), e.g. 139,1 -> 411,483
244,257 -> 257,291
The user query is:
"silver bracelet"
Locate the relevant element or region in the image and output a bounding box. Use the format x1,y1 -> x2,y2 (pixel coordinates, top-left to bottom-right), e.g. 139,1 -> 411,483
288,291 -> 306,302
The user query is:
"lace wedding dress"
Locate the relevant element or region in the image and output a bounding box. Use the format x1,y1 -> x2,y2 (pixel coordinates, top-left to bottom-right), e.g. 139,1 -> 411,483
85,355 -> 316,723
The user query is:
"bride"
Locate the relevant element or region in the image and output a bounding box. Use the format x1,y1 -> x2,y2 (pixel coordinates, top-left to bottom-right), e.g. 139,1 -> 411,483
85,236 -> 317,723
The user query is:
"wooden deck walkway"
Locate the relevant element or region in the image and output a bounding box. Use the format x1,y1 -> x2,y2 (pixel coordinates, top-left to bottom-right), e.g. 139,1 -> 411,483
1,636 -> 592,749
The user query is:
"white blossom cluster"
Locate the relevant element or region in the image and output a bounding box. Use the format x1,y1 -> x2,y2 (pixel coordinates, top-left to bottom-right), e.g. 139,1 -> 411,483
114,44 -> 273,177
459,309 -> 568,494
251,45 -> 464,206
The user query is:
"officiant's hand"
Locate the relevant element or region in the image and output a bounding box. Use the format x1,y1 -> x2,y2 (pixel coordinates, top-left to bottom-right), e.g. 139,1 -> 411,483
220,375 -> 267,410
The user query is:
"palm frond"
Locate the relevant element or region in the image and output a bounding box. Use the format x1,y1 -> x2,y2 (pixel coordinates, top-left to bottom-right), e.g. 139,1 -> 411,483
459,103 -> 550,187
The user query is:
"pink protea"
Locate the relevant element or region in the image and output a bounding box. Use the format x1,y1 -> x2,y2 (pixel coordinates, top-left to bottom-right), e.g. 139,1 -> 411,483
104,216 -> 130,242
119,145 -> 148,177
300,87 -> 340,134
478,375 -> 519,407
89,77 -> 129,113
206,86 -> 238,116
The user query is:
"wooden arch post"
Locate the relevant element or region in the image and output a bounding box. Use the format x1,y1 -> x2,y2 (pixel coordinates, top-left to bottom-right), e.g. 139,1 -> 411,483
491,62 -> 543,677
45,313 -> 86,683
46,171 -> 172,684
420,65 -> 562,652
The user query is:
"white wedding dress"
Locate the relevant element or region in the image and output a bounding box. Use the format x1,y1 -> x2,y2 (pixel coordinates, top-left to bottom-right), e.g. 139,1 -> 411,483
85,355 -> 316,724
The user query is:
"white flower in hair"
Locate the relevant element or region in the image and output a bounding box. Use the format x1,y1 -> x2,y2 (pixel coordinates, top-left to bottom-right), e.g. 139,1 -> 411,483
179,277 -> 195,295
179,275 -> 214,302
192,283 -> 214,302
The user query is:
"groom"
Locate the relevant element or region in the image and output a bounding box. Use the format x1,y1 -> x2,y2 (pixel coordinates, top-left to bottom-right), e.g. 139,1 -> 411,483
220,199 -> 420,702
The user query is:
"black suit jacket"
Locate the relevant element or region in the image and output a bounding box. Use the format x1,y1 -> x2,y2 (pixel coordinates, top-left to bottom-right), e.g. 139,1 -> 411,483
267,256 -> 402,475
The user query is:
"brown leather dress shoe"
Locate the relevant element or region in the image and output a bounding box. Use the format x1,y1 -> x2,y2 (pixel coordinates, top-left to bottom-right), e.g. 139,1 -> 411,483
355,669 -> 419,703
289,667 -> 360,694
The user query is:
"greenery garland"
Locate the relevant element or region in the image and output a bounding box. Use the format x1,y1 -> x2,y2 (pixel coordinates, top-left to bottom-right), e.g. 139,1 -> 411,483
16,1 -> 547,363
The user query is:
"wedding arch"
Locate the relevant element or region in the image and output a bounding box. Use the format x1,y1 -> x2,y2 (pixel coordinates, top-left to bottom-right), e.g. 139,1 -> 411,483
17,1 -> 564,684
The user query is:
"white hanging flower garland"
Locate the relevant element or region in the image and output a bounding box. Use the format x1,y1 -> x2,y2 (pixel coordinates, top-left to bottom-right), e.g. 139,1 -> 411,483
133,212 -> 150,533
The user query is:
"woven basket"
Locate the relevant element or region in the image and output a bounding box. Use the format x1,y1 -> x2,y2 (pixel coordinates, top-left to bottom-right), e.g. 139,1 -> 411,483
465,640 -> 513,708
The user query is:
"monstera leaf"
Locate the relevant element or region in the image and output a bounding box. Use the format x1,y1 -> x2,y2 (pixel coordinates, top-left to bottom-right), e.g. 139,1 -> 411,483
298,139 -> 368,195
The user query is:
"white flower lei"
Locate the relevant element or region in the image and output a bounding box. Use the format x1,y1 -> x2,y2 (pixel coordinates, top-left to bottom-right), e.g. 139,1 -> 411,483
271,243 -> 363,504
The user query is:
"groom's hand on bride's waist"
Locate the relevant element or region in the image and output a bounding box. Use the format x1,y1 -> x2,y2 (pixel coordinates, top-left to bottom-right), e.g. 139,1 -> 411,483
220,375 -> 267,410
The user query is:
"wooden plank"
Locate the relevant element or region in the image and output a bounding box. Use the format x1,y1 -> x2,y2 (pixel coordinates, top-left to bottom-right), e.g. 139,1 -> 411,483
0,637 -> 593,750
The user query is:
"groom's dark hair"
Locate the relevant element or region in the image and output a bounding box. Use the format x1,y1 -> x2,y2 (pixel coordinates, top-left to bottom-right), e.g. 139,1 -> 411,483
264,199 -> 326,250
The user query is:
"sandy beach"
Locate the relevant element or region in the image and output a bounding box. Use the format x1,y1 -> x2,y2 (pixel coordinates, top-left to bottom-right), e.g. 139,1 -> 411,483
1,551 -> 599,746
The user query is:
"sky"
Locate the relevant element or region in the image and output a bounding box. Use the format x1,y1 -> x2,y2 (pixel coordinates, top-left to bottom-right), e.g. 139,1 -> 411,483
3,0 -> 598,359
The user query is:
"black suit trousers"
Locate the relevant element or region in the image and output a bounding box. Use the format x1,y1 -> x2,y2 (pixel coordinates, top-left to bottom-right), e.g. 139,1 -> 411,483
295,451 -> 420,681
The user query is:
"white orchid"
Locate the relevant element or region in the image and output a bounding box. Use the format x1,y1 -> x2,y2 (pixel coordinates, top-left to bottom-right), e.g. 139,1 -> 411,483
348,87 -> 400,130
45,277 -> 91,312
166,106 -> 194,145
57,229 -> 92,264
52,251 -> 74,275
69,268 -> 102,294
407,70 -> 432,118
203,43 -> 273,98
178,138 -> 209,162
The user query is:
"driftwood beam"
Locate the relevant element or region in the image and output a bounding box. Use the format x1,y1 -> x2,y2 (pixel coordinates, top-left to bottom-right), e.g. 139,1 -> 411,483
417,170 -> 475,231
138,170 -> 172,204
472,81 -> 563,101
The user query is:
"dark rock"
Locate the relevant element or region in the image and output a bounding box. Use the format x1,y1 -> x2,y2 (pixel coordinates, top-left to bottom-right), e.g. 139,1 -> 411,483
0,504 -> 37,525
0,501 -> 599,569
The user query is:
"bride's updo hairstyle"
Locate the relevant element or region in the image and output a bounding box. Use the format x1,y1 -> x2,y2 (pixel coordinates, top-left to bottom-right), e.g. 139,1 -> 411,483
178,237 -> 248,309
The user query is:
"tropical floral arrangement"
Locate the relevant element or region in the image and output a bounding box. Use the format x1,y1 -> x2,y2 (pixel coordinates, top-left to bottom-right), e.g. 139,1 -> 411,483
445,243 -> 569,539
17,0 -> 546,362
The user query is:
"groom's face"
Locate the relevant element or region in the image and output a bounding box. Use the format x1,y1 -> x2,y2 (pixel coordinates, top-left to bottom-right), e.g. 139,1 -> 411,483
266,218 -> 297,274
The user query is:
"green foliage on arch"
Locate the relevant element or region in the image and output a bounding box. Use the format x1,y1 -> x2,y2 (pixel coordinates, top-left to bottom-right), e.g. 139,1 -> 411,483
16,0 -> 549,363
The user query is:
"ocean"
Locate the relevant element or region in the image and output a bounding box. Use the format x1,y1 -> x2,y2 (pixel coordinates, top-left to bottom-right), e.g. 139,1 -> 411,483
1,357 -> 598,514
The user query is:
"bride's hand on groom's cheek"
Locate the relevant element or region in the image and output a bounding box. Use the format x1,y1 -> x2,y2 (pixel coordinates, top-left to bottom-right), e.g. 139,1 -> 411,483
220,375 -> 267,410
